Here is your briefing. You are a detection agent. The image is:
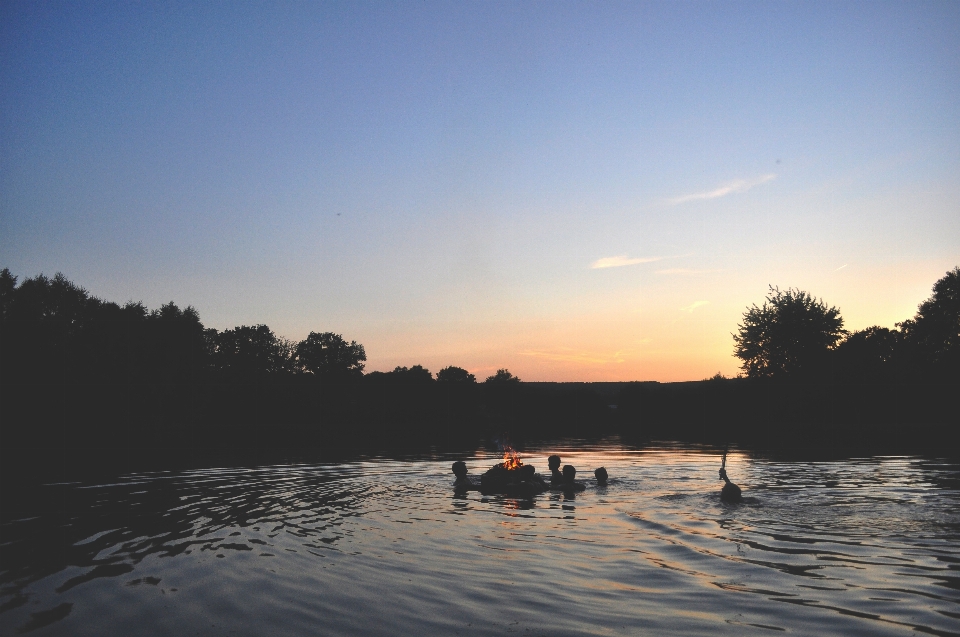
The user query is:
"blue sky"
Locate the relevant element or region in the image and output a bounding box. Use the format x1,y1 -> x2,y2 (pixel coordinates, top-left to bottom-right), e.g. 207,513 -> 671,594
2,1 -> 958,380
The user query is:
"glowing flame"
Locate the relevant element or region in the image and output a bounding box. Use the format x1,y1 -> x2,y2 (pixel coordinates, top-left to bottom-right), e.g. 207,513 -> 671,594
501,444 -> 523,470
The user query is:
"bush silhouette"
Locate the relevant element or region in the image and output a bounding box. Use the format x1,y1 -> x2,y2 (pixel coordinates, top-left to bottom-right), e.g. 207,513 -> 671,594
390,365 -> 434,383
485,368 -> 521,384
437,366 -> 476,383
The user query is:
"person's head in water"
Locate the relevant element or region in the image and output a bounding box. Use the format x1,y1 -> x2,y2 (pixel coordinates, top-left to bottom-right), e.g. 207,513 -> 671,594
594,467 -> 608,485
548,455 -> 561,473
562,465 -> 576,483
452,461 -> 467,479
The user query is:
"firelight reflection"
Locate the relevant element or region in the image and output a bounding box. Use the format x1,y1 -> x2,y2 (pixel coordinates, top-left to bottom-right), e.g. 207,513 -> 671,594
1,442 -> 959,636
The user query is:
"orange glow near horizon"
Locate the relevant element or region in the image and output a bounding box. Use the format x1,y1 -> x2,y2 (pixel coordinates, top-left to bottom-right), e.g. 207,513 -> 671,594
358,258 -> 956,382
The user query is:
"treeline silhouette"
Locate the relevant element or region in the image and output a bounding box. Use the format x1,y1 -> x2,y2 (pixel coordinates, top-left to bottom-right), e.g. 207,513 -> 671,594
0,269 -> 608,457
1,267 -> 957,460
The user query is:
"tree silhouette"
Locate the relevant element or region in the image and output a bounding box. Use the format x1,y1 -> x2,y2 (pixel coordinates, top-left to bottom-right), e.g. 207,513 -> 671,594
143,301 -> 206,376
436,366 -> 476,383
206,325 -> 296,379
0,268 -> 17,320
734,286 -> 845,377
295,332 -> 366,379
833,326 -> 900,382
390,365 -> 434,382
898,267 -> 960,372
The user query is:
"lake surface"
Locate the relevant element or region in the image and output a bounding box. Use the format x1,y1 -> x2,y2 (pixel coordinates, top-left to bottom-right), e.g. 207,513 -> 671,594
2,441 -> 960,636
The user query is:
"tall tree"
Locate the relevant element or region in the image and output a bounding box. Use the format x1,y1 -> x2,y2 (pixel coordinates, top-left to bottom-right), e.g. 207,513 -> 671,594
898,266 -> 960,372
733,287 -> 846,377
0,268 -> 17,320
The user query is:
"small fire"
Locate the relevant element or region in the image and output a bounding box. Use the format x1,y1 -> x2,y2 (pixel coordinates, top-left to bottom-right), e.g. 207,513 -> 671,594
501,443 -> 523,470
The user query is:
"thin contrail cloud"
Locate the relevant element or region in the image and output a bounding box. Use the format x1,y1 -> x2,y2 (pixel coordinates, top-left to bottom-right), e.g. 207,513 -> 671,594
667,174 -> 776,205
590,255 -> 661,269
681,301 -> 710,313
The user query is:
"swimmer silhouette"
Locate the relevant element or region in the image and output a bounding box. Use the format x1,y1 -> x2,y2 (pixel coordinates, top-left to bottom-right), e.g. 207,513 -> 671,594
719,451 -> 742,502
548,455 -> 563,485
559,464 -> 586,492
594,467 -> 608,486
452,461 -> 479,491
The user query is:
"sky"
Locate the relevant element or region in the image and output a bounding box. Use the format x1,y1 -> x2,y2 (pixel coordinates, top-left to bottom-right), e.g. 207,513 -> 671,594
2,1 -> 958,382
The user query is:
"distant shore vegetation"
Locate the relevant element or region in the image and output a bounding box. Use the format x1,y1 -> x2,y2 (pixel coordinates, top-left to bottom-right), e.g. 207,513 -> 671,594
0,266 -> 956,454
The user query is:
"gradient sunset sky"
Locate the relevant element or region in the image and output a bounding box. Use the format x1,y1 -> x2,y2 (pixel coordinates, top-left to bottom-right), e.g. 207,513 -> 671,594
2,2 -> 958,381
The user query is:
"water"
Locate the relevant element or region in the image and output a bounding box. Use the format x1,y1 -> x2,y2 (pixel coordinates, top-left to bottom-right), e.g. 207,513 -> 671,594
2,441 -> 960,636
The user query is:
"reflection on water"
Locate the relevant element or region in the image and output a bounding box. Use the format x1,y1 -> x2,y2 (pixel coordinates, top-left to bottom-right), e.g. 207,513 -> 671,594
2,442 -> 959,636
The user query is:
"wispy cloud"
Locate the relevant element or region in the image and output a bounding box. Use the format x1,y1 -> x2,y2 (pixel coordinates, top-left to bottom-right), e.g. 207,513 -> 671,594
667,174 -> 776,205
681,301 -> 710,313
590,255 -> 661,269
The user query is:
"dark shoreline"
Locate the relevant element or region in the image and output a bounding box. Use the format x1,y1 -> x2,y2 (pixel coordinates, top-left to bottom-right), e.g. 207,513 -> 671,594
3,418 -> 956,486
4,375 -> 954,448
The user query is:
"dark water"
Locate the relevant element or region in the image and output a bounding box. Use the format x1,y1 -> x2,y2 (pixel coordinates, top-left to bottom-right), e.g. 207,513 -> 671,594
2,441 -> 960,636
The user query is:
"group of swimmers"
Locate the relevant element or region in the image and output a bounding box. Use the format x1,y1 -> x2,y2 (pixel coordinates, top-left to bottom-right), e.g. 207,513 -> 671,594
453,452 -> 743,502
451,454 -> 607,495
546,454 -> 607,491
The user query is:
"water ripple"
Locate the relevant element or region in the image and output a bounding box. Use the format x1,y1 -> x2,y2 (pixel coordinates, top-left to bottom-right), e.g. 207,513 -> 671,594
1,445 -> 958,636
